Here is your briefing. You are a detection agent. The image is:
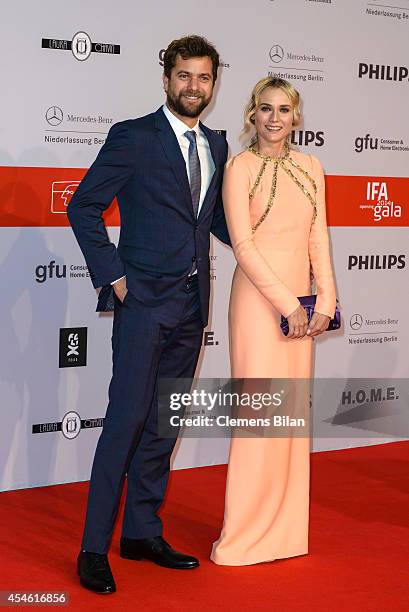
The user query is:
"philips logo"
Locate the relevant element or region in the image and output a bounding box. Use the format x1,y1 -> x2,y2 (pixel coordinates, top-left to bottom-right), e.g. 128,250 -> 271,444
358,63 -> 409,81
348,254 -> 406,270
291,130 -> 324,147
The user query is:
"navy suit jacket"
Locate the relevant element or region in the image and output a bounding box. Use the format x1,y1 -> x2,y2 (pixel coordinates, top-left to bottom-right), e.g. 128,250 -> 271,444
67,107 -> 230,326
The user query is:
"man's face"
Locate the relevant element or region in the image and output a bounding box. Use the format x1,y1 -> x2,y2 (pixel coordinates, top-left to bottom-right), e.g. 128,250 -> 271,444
163,54 -> 215,119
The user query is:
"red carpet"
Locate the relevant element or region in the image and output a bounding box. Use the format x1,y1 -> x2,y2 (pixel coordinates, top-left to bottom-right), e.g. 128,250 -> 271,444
1,441 -> 408,611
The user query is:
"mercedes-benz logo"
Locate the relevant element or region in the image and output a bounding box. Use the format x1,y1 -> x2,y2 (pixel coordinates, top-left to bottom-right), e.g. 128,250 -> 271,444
350,314 -> 363,330
269,45 -> 284,64
46,106 -> 63,126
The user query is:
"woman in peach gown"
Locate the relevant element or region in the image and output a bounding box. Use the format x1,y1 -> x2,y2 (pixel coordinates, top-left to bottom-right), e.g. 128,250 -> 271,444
211,77 -> 337,566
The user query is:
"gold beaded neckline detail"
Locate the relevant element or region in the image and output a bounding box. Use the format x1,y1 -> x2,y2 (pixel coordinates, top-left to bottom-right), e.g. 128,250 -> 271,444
247,144 -> 317,233
247,144 -> 291,162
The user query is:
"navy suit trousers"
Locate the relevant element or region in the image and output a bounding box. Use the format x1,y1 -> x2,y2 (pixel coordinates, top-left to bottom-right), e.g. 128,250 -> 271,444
81,277 -> 203,553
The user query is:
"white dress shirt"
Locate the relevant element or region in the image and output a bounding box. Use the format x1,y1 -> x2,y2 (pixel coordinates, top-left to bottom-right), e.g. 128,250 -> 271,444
112,105 -> 215,285
161,103 -> 215,213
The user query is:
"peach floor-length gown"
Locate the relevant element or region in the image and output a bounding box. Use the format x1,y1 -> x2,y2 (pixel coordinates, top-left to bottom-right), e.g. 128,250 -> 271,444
211,148 -> 336,566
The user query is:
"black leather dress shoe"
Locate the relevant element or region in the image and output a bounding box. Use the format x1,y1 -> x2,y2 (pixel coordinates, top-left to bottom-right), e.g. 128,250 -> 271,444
120,536 -> 199,569
77,551 -> 116,594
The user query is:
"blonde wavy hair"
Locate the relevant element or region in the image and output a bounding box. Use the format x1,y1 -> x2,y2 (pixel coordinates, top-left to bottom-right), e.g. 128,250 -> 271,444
243,77 -> 301,145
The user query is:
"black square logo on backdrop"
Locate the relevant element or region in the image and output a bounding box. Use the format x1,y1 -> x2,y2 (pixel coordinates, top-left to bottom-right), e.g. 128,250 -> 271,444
59,327 -> 87,368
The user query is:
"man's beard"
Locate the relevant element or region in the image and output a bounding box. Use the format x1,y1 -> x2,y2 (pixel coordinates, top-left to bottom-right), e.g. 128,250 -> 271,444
166,89 -> 211,118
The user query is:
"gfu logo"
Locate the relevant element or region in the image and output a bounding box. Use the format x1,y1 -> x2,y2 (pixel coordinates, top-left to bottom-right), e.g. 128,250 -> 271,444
366,181 -> 402,222
355,134 -> 378,153
35,260 -> 66,283
59,327 -> 87,368
51,181 -> 80,213
61,411 -> 81,440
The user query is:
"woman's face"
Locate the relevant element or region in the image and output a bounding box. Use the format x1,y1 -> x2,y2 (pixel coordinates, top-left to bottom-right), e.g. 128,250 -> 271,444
253,87 -> 294,149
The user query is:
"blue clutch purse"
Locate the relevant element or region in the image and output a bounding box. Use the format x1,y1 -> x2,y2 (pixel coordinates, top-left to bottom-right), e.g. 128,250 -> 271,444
280,295 -> 341,336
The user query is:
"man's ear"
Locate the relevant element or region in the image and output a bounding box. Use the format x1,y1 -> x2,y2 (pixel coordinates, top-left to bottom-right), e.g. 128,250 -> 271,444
163,73 -> 168,93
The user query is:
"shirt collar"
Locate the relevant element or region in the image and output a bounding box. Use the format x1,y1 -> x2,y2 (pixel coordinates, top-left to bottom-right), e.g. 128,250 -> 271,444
162,104 -> 200,138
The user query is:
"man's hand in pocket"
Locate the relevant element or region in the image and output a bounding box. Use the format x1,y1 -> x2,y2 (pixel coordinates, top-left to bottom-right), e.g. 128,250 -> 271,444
112,276 -> 128,303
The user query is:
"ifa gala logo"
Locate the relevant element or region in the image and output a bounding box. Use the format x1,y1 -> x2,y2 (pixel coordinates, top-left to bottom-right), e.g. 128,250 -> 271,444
51,180 -> 80,213
361,181 -> 402,223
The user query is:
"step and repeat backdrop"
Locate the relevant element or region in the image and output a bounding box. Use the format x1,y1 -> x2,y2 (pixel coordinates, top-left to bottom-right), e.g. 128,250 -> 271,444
1,0 -> 408,490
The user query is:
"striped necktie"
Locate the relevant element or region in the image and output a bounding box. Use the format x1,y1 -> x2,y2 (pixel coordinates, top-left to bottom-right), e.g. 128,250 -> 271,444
184,130 -> 201,218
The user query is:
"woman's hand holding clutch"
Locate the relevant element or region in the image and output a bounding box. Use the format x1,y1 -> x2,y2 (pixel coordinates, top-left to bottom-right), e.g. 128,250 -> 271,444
281,296 -> 340,338
306,311 -> 330,337
287,305 -> 309,339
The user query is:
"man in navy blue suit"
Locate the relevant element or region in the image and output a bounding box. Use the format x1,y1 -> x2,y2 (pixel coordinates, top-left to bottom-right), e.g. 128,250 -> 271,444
67,35 -> 230,594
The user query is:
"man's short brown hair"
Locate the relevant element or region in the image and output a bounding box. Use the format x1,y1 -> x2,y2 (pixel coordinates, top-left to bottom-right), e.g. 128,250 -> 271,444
163,35 -> 220,83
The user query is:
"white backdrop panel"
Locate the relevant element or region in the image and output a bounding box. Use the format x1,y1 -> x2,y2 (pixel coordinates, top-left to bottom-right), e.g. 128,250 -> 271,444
0,0 -> 408,490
